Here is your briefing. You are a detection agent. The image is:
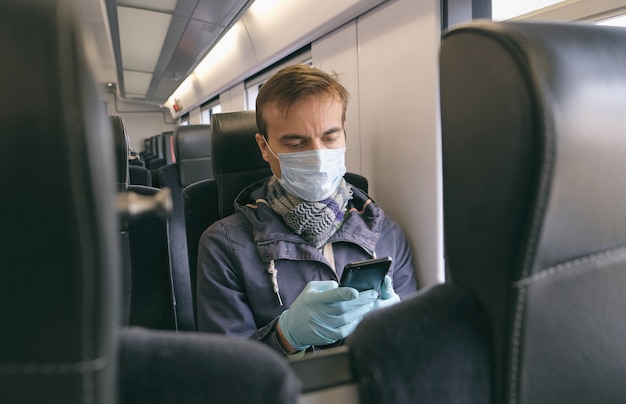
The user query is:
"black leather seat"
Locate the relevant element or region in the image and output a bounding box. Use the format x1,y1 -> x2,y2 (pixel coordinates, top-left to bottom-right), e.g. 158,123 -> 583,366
147,133 -> 166,169
162,131 -> 175,165
1,1 -> 300,403
128,165 -> 152,186
1,1 -> 119,401
348,20 -> 626,404
109,114 -> 175,330
175,125 -> 213,185
183,111 -> 270,324
110,115 -> 130,191
158,124 -> 213,331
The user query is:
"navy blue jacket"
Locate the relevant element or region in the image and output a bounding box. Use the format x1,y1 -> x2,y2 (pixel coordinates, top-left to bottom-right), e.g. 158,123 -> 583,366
196,178 -> 418,354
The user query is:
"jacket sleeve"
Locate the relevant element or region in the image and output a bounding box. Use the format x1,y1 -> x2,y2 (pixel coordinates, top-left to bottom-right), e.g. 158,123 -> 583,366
195,220 -> 293,356
380,217 -> 419,298
196,220 -> 260,337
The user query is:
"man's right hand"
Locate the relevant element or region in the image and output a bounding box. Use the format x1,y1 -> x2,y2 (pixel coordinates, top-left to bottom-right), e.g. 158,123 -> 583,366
278,280 -> 378,351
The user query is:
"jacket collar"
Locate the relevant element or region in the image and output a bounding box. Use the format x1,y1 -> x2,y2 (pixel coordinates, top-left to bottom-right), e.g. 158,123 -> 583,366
235,178 -> 384,260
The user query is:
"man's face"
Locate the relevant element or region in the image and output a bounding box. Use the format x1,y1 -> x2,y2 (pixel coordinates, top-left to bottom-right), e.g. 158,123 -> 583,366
255,95 -> 346,178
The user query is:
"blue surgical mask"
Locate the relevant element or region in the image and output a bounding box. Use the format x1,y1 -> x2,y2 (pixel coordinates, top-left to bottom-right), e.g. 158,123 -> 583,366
263,137 -> 346,201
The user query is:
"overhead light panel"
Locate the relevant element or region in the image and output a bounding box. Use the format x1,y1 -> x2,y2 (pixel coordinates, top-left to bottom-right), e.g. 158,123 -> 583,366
124,71 -> 153,98
118,6 -> 171,72
117,0 -> 178,13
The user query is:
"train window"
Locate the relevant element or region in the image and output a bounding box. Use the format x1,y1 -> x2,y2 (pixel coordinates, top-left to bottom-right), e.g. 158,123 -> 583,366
492,0 -> 565,20
492,0 -> 626,22
180,113 -> 190,126
200,98 -> 221,124
244,49 -> 312,110
596,14 -> 626,26
245,84 -> 261,111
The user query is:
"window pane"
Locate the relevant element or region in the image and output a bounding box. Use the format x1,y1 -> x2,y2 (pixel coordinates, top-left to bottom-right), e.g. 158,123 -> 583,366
596,14 -> 626,27
200,108 -> 211,124
246,84 -> 260,110
492,0 -> 565,20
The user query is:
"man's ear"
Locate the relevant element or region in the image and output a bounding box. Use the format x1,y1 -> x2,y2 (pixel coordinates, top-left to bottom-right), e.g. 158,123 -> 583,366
255,133 -> 270,163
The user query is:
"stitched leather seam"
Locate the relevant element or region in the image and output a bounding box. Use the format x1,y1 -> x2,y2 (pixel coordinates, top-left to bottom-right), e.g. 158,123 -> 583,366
0,357 -> 106,375
509,66 -> 557,404
513,244 -> 626,288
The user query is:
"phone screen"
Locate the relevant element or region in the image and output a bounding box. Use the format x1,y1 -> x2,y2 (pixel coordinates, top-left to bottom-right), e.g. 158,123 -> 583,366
339,256 -> 392,292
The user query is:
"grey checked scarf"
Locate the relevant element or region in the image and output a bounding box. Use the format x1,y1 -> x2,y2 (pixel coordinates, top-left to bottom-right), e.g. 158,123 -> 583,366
265,176 -> 352,249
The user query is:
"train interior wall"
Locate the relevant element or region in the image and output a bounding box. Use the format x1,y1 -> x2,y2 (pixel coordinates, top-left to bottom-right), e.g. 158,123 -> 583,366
313,0 -> 443,287
102,92 -> 177,151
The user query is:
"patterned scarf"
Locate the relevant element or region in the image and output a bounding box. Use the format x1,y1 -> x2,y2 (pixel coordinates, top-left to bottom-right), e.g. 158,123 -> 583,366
265,176 -> 352,249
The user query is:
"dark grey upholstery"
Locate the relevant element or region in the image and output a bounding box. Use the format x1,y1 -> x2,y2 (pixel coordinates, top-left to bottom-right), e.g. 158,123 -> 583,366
157,124 -> 213,331
183,178 -> 220,323
129,165 -> 152,186
125,185 -> 176,330
348,284 -> 490,404
440,20 -> 626,403
0,0 -> 119,401
181,111 -> 269,322
351,19 -> 626,404
163,131 -> 175,165
211,111 -> 272,218
110,115 -> 130,191
110,114 -> 132,325
110,117 -> 174,330
176,124 -> 213,187
119,327 -> 300,404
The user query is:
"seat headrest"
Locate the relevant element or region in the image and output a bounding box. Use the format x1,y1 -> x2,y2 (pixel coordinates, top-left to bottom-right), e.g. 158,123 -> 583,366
211,111 -> 271,218
110,115 -> 129,191
175,124 -> 212,187
441,19 -> 626,286
162,131 -> 175,165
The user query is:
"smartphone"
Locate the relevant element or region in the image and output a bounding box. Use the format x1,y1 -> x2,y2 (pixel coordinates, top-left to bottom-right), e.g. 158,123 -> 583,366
339,256 -> 392,293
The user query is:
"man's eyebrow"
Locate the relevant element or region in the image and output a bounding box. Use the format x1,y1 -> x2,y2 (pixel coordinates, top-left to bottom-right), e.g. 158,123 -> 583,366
278,133 -> 307,142
323,126 -> 343,136
278,127 -> 343,142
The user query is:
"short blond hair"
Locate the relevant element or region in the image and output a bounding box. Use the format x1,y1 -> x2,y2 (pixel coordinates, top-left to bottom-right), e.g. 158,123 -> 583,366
255,64 -> 350,137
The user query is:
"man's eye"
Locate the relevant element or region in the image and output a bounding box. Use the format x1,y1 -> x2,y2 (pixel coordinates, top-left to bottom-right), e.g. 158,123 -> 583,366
285,141 -> 303,149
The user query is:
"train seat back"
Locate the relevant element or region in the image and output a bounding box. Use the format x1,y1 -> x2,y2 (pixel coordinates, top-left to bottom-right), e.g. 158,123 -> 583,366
110,115 -> 130,191
439,20 -> 626,403
181,111 -> 268,322
156,124 -> 213,331
163,131 -> 175,165
109,114 -> 133,325
128,165 -> 152,186
346,19 -> 626,404
176,124 -> 213,186
108,112 -> 175,330
1,0 -> 119,401
211,111 -> 272,217
147,133 -> 166,169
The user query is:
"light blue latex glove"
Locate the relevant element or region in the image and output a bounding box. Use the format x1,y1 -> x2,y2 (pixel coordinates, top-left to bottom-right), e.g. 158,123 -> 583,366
371,276 -> 401,311
278,280 -> 378,350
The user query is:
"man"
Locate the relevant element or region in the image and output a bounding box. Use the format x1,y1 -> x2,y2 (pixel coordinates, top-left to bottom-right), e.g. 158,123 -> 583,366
196,64 -> 417,355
